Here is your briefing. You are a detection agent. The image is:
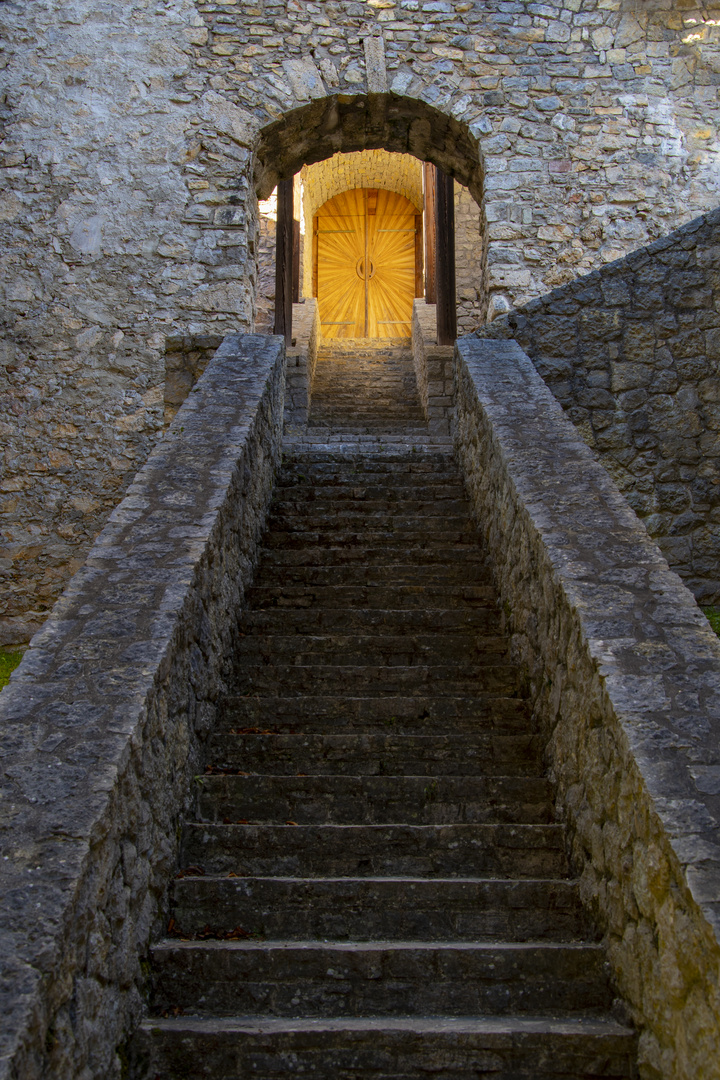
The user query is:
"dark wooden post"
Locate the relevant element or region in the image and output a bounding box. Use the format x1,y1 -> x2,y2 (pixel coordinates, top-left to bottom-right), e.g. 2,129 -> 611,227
292,218 -> 300,304
423,162 -> 436,304
434,166 -> 456,345
274,177 -> 293,344
414,214 -> 424,297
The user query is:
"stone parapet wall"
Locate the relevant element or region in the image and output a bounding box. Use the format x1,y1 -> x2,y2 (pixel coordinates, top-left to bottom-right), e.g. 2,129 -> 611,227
455,337 -> 720,1080
163,333 -> 224,426
285,299 -> 320,429
0,334 -> 285,1080
412,299 -> 455,436
479,207 -> 720,604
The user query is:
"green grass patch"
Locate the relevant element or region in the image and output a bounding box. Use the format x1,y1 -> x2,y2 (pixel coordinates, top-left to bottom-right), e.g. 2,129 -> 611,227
0,647 -> 24,691
702,607 -> 720,637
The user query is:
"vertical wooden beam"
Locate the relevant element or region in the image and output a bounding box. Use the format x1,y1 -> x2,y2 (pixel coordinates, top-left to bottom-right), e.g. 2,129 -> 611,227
292,218 -> 300,304
434,166 -> 457,346
273,177 -> 293,344
423,162 -> 437,305
414,214 -> 424,298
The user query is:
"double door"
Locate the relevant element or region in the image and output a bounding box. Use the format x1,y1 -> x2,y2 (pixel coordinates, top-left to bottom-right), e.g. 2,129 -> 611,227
314,188 -> 422,339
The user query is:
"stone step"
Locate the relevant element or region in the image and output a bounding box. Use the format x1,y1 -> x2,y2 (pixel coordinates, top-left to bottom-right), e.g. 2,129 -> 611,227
194,775 -> 553,826
251,563 -> 494,587
148,940 -> 612,1019
289,434 -> 445,446
242,606 -> 500,634
234,632 -> 508,667
134,1014 -> 637,1080
246,583 -> 497,611
279,454 -> 456,472
259,544 -> 487,568
203,732 -> 543,776
310,399 -> 426,408
233,661 -> 522,696
276,473 -> 465,494
262,526 -> 479,549
265,508 -> 475,527
169,875 -> 583,941
219,692 -> 531,732
270,496 -> 470,516
284,442 -> 453,458
304,413 -> 428,424
250,557 -> 492,583
179,824 -> 568,881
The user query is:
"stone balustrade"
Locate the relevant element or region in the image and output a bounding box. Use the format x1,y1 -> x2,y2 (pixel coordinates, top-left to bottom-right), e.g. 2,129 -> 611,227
455,337 -> 720,1080
0,334 -> 285,1080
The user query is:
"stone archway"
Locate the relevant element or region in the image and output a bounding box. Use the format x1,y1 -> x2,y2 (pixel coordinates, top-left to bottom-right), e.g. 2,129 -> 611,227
253,94 -> 485,204
251,94 -> 488,336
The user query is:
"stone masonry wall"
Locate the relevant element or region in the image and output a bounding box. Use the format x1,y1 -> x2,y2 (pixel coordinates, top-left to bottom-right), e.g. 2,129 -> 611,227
0,334 -> 285,1080
0,0 -> 261,643
255,188 -> 278,335
455,337 -> 720,1080
4,0 -> 720,631
455,181 -> 487,333
163,332 -> 223,426
479,207 -> 720,604
412,298 -> 455,434
285,298 -> 320,428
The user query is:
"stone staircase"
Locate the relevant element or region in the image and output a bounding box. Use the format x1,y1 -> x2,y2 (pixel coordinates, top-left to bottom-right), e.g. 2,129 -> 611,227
132,343 -> 637,1078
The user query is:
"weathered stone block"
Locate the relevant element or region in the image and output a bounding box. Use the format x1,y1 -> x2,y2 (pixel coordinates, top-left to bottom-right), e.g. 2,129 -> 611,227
611,362 -> 653,392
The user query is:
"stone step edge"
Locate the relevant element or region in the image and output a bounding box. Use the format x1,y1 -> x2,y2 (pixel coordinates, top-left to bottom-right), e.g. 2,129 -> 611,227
152,939 -> 603,954
140,1014 -> 634,1038
197,774 -> 546,785
171,873 -> 573,883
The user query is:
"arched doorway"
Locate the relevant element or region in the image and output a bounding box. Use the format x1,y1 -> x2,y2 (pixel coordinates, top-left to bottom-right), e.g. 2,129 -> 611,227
253,94 -> 488,345
314,187 -> 422,339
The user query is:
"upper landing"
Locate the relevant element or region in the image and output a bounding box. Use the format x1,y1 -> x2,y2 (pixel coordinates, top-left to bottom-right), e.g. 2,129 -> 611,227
284,340 -> 454,455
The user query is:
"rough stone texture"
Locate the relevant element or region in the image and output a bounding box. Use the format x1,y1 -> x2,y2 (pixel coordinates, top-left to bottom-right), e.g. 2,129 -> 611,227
163,333 -> 223,426
285,299 -> 320,429
131,339 -> 635,1079
412,299 -> 455,436
246,2 -> 720,297
479,206 -> 720,605
0,334 -> 284,1080
253,187 -> 278,335
0,0 -> 260,641
454,181 -> 488,334
4,1 -> 720,707
455,336 -> 720,1080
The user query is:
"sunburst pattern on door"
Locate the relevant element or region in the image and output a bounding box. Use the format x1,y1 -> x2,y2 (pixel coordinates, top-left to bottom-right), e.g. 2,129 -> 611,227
315,188 -> 420,339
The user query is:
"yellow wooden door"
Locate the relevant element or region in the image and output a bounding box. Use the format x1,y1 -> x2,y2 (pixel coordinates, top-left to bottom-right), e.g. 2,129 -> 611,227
315,188 -> 419,339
